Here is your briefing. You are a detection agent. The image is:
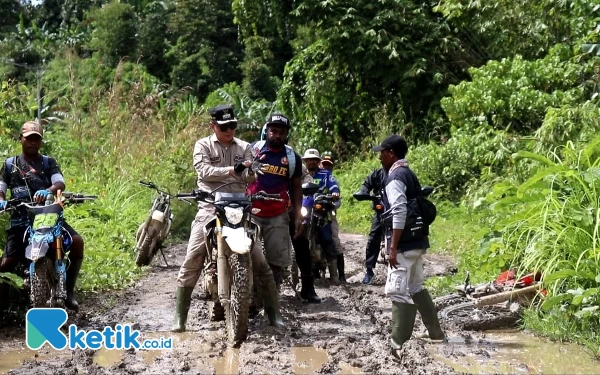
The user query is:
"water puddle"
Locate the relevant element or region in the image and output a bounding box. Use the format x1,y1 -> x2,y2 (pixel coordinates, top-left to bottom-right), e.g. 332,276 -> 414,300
293,347 -> 329,374
430,331 -> 600,374
211,348 -> 240,375
94,330 -> 196,367
0,346 -> 70,375
338,361 -> 364,374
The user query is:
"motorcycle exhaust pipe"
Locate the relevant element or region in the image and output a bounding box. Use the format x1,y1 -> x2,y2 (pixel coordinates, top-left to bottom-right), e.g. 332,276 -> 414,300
474,284 -> 541,307
216,226 -> 229,303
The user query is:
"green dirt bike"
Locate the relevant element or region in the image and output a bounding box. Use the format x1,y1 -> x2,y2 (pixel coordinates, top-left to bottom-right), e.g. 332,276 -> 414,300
177,183 -> 282,347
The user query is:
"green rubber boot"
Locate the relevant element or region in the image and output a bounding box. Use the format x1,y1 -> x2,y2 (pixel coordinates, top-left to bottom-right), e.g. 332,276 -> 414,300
172,286 -> 193,332
412,289 -> 446,342
390,302 -> 417,359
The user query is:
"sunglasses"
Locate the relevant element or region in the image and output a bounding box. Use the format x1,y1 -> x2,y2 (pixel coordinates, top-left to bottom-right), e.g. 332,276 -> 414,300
216,122 -> 237,132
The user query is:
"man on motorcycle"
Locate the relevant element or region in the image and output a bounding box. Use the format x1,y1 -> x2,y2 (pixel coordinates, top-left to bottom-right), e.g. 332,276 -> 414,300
173,105 -> 284,332
356,168 -> 386,284
374,134 -> 445,359
302,149 -> 344,283
249,113 -> 304,318
0,120 -> 85,311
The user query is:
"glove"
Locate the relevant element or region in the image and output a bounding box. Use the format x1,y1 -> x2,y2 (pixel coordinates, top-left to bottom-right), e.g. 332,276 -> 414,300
0,201 -> 6,211
234,162 -> 247,173
251,160 -> 271,175
33,189 -> 52,200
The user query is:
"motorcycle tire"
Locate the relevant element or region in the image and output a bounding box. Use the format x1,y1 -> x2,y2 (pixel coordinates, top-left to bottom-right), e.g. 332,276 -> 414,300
433,293 -> 469,311
225,253 -> 251,346
439,301 -> 521,331
209,300 -> 225,322
30,257 -> 54,308
136,226 -> 158,266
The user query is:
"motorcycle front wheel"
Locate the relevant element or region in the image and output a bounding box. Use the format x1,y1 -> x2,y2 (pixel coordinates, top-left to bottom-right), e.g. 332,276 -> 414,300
30,257 -> 54,308
226,253 -> 251,347
439,301 -> 521,331
136,225 -> 158,266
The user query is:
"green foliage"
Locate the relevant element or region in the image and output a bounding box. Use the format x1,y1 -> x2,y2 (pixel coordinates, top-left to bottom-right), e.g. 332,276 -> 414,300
88,2 -> 138,67
441,45 -> 593,134
478,140 -> 600,325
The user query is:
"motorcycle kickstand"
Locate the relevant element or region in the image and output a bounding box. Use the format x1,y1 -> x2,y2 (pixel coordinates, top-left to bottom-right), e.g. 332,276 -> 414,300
159,246 -> 169,267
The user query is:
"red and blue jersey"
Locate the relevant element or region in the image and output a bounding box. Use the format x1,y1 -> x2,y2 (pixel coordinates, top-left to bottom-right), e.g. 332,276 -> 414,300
249,143 -> 302,217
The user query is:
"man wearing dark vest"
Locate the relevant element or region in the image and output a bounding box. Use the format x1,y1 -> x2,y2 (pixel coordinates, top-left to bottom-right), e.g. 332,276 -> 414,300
373,134 -> 446,359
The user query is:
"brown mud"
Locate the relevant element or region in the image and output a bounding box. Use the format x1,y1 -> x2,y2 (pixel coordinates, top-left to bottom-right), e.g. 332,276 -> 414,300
1,233 -> 598,374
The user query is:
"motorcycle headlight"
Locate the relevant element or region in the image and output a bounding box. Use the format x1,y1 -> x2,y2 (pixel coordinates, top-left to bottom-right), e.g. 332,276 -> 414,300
224,207 -> 244,225
301,207 -> 308,217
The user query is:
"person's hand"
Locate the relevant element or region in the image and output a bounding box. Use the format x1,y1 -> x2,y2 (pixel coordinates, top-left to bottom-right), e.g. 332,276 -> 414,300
0,201 -> 7,211
332,192 -> 340,200
293,214 -> 303,239
389,248 -> 398,269
33,189 -> 52,203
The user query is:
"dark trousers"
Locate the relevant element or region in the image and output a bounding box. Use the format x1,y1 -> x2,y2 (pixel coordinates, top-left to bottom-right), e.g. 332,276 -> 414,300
365,214 -> 383,269
289,220 -> 313,281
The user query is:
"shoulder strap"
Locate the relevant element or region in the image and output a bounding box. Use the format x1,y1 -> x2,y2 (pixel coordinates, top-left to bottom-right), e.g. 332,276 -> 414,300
5,157 -> 14,174
285,146 -> 295,180
42,155 -> 49,170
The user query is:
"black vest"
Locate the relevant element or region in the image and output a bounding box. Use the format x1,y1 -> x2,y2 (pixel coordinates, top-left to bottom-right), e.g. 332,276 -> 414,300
383,165 -> 430,252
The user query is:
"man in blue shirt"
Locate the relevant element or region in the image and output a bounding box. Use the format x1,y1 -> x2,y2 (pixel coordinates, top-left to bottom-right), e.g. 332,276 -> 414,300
301,149 -> 343,283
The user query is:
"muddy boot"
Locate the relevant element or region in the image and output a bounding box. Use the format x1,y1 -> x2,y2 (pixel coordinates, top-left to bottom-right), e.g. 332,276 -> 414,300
362,268 -> 374,284
412,289 -> 446,342
327,258 -> 339,284
270,265 -> 283,290
259,278 -> 284,328
172,286 -> 193,332
390,302 -> 417,359
65,258 -> 83,312
300,274 -> 321,304
336,254 -> 346,283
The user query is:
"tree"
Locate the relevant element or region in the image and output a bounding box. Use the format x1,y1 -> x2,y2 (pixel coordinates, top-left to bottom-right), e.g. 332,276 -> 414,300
166,0 -> 243,100
88,2 -> 138,67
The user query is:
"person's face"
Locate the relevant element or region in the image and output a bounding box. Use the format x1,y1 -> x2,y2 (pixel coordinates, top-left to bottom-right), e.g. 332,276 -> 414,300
211,121 -> 237,143
305,158 -> 320,171
20,134 -> 42,155
266,125 -> 288,148
379,149 -> 395,171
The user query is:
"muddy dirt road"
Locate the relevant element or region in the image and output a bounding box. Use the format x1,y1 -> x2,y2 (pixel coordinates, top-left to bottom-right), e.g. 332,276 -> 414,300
1,234 -> 598,374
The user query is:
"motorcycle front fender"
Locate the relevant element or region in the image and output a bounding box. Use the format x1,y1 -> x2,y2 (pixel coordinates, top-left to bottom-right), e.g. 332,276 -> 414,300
151,210 -> 165,222
222,226 -> 252,254
25,238 -> 50,262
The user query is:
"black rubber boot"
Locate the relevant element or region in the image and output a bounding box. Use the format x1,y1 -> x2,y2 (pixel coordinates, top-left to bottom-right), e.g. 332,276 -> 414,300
65,258 -> 83,312
260,279 -> 284,328
390,302 -> 417,359
300,274 -> 321,303
172,286 -> 193,332
337,254 -> 346,283
412,289 -> 446,342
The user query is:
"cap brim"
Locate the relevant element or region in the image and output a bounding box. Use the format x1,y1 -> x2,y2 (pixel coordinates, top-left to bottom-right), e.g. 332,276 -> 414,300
22,131 -> 43,138
372,145 -> 385,152
266,122 -> 290,128
302,156 -> 321,160
215,119 -> 237,125
322,160 -> 333,165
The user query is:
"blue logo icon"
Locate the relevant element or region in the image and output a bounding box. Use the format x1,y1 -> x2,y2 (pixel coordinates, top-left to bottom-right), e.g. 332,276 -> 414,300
26,308 -> 68,350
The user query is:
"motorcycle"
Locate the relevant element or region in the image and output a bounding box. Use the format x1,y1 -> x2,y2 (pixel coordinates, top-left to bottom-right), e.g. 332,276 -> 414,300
135,180 -> 174,267
0,191 -> 96,309
177,183 -> 282,346
435,269 -> 543,331
300,182 -> 339,280
353,186 -> 435,264
352,191 -> 388,263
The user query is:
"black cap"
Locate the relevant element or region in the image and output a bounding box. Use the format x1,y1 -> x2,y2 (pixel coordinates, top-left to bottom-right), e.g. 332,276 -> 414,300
373,135 -> 408,157
266,113 -> 290,128
210,104 -> 237,124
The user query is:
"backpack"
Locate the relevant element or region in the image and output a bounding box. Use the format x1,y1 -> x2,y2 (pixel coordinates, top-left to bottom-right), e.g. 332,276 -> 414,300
252,140 -> 296,179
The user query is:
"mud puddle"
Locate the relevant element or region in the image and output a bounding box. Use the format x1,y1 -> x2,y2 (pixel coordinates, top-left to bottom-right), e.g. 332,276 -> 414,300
430,330 -> 600,374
